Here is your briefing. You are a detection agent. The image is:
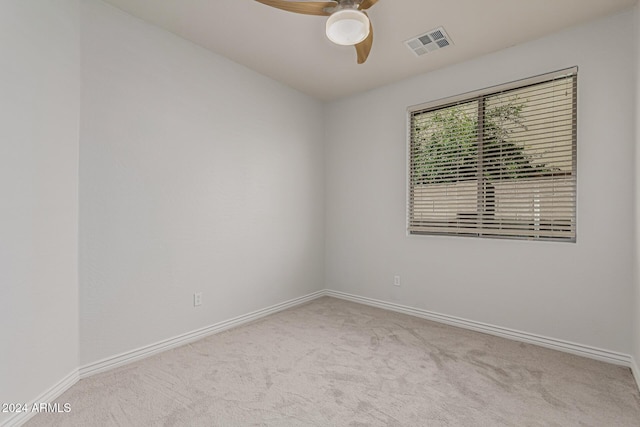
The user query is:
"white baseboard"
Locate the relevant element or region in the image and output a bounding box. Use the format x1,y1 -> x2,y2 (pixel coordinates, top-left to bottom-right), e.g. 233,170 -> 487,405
3,291 -> 324,426
325,290 -> 633,367
79,290 -> 325,378
631,356 -> 640,392
0,369 -> 79,427
7,288 -> 637,427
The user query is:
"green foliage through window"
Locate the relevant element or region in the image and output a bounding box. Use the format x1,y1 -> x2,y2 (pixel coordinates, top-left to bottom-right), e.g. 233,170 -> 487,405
408,70 -> 577,241
411,98 -> 557,185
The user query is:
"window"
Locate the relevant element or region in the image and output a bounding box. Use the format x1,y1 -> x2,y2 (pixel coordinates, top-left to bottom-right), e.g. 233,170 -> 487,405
408,68 -> 577,241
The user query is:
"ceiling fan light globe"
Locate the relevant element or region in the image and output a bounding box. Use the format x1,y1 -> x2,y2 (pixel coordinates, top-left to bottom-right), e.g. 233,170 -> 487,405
326,9 -> 370,46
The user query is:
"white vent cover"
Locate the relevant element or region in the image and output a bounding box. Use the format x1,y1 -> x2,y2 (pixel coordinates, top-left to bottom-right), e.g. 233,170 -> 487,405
405,27 -> 453,57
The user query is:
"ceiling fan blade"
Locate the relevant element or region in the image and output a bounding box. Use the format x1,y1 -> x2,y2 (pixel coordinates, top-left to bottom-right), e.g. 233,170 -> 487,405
255,0 -> 337,16
359,0 -> 378,10
355,17 -> 373,64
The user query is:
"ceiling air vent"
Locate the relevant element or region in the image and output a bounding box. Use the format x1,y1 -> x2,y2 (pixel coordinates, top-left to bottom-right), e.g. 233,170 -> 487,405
405,27 -> 453,57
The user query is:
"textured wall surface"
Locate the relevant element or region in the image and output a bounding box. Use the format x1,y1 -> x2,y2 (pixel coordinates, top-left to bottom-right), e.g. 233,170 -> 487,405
79,0 -> 325,365
0,1 -> 80,424
325,10 -> 636,354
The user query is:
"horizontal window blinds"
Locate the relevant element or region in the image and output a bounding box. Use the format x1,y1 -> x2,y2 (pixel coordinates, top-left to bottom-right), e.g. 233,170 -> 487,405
409,69 -> 577,241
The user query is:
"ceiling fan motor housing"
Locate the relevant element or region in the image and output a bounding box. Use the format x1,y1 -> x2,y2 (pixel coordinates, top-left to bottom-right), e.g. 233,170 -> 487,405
255,0 -> 377,63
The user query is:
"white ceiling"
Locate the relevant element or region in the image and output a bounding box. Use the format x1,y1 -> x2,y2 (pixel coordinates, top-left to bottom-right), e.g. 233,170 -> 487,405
102,0 -> 636,101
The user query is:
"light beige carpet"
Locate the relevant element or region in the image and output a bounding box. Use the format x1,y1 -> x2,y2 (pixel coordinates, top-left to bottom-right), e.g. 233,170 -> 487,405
26,297 -> 640,426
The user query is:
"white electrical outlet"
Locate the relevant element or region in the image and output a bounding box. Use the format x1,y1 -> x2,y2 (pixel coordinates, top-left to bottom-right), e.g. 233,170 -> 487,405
194,292 -> 202,306
394,275 -> 401,287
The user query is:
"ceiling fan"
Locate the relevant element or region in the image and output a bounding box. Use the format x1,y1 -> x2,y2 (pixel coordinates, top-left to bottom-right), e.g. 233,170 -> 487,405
255,0 -> 379,64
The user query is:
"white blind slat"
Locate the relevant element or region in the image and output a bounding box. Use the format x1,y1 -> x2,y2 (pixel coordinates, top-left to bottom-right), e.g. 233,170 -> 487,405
408,69 -> 577,242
